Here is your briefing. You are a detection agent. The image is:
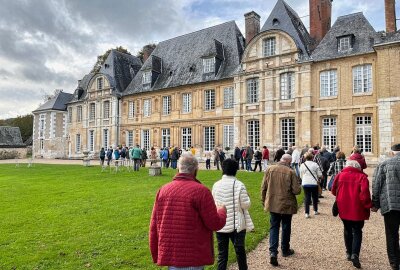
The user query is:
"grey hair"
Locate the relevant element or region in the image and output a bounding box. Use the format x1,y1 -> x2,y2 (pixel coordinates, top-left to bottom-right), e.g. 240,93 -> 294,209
280,154 -> 292,163
178,153 -> 199,174
346,160 -> 361,169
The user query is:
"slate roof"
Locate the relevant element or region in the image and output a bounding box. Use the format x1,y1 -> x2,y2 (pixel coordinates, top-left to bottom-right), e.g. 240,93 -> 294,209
0,126 -> 25,147
33,91 -> 73,113
260,0 -> 312,58
123,21 -> 245,95
311,12 -> 379,62
375,31 -> 400,46
69,50 -> 142,103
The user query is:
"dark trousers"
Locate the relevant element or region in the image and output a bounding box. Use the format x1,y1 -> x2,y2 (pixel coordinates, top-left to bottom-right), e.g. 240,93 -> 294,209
246,159 -> 252,171
342,219 -> 364,256
206,159 -> 211,169
235,158 -> 241,169
269,212 -> 293,256
216,231 -> 247,270
303,186 -> 319,214
214,159 -> 220,170
171,159 -> 177,169
253,160 -> 262,172
321,173 -> 328,189
384,211 -> 400,267
240,158 -> 245,169
133,159 -> 140,171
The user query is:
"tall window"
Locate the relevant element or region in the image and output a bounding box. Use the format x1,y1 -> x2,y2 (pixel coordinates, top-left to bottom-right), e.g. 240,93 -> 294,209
161,128 -> 170,148
97,77 -> 103,90
89,103 -> 96,120
280,72 -> 295,100
320,70 -> 337,97
39,114 -> 45,138
128,101 -> 135,118
103,129 -> 109,149
76,134 -> 81,153
142,71 -> 151,84
77,106 -> 82,122
223,87 -> 234,109
353,64 -> 372,94
182,93 -> 192,113
88,130 -> 94,152
322,118 -> 337,151
281,118 -> 295,150
127,131 -> 133,147
355,116 -> 372,153
247,120 -> 260,149
204,89 -> 215,111
103,101 -> 110,119
182,127 -> 192,150
143,99 -> 151,117
203,57 -> 215,73
247,78 -> 259,103
142,130 -> 150,150
263,37 -> 276,57
338,36 -> 351,52
204,126 -> 215,151
223,125 -> 234,150
162,96 -> 171,115
68,107 -> 72,123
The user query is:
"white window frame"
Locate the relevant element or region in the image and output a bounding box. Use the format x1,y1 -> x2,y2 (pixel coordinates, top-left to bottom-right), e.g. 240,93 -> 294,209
322,117 -> 337,152
353,64 -> 372,94
97,77 -> 103,90
281,118 -> 295,150
143,99 -> 151,117
263,37 -> 276,57
127,131 -> 133,147
204,126 -> 215,152
338,36 -> 351,52
68,107 -> 72,123
128,101 -> 134,119
280,72 -> 295,100
204,89 -> 215,111
103,101 -> 110,119
88,130 -> 94,152
320,70 -> 337,97
76,134 -> 81,153
355,116 -> 372,153
223,125 -> 234,150
247,78 -> 259,104
103,129 -> 109,149
182,93 -> 192,113
162,96 -> 171,115
77,106 -> 82,122
89,103 -> 96,121
202,57 -> 215,73
223,87 -> 234,109
181,127 -> 192,150
247,120 -> 260,149
39,114 -> 46,138
161,128 -> 170,148
142,71 -> 152,84
142,129 -> 150,150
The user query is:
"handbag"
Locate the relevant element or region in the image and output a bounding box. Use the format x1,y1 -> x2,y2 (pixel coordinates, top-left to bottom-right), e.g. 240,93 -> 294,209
304,162 -> 322,195
332,200 -> 339,216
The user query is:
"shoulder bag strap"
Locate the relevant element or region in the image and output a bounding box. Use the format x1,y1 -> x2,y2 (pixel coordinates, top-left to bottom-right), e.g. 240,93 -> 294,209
233,179 -> 236,231
304,162 -> 318,182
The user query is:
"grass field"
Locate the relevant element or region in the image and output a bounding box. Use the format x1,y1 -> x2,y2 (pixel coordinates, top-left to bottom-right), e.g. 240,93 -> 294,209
0,164 -> 303,269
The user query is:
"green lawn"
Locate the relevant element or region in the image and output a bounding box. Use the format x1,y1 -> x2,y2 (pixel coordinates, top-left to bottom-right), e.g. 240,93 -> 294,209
0,164 -> 303,269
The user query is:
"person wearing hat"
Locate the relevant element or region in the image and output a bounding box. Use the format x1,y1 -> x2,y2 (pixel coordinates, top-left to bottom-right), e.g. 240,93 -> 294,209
372,144 -> 400,270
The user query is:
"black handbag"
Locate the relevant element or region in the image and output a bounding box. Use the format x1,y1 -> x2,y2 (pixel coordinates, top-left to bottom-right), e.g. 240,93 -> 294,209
332,201 -> 339,217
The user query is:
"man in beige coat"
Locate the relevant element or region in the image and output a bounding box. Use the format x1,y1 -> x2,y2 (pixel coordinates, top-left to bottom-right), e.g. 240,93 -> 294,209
261,154 -> 301,267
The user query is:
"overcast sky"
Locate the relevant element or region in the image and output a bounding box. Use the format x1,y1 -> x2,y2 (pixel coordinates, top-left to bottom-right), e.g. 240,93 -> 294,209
0,0 -> 397,119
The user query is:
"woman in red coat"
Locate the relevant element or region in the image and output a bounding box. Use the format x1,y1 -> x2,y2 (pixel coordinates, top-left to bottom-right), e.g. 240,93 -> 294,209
331,160 -> 372,269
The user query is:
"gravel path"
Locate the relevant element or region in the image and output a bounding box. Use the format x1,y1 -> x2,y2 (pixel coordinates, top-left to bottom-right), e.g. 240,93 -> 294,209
229,168 -> 390,270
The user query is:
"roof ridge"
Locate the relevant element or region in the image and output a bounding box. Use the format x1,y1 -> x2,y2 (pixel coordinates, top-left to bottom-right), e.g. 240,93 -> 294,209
337,12 -> 364,19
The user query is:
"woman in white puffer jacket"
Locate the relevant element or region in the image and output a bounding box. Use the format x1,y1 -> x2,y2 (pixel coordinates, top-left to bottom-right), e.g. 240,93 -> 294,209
212,158 -> 253,270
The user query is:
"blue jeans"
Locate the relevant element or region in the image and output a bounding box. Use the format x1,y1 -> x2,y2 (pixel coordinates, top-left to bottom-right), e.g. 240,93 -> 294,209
269,212 -> 293,256
246,159 -> 252,171
171,159 -> 177,169
291,163 -> 299,177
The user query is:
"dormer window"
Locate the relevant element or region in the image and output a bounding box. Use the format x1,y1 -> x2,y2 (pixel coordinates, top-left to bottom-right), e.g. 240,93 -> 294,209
263,37 -> 276,57
142,71 -> 152,85
338,36 -> 352,52
202,57 -> 215,73
97,77 -> 103,90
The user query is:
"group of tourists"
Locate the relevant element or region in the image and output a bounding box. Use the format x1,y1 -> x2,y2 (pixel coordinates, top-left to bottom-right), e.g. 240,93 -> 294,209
98,145 -> 151,170
149,143 -> 400,270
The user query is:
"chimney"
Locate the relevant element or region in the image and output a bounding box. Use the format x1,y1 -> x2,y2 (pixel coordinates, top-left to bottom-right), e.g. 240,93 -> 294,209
142,44 -> 155,63
244,11 -> 260,46
385,0 -> 397,33
310,0 -> 332,45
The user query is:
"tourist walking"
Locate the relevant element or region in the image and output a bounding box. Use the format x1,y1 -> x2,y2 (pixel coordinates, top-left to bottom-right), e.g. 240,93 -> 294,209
212,159 -> 253,270
99,147 -> 106,167
106,147 -> 113,166
331,160 -> 372,269
349,146 -> 367,172
234,146 -> 242,169
141,148 -> 148,167
170,147 -> 179,169
313,150 -> 330,193
262,146 -> 269,171
273,146 -> 285,163
245,145 -> 253,172
204,151 -> 212,170
161,147 -> 169,168
291,146 -> 301,177
253,148 -> 262,172
214,148 -> 221,170
130,144 -> 142,171
149,153 -> 227,269
150,147 -> 157,166
300,153 -> 322,218
372,143 -> 400,270
261,154 -> 301,267
327,151 -> 346,191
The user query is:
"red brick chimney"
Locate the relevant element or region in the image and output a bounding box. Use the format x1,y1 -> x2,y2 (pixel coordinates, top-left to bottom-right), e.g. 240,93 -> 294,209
309,0 -> 332,45
244,11 -> 260,46
385,0 -> 397,33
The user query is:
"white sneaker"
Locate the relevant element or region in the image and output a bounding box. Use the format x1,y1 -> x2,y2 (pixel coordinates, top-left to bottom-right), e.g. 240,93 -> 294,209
305,214 -> 310,218
314,211 -> 319,215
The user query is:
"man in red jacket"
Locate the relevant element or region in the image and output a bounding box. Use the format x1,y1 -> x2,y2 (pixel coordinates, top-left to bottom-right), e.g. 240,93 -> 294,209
149,153 -> 227,269
262,145 -> 270,171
